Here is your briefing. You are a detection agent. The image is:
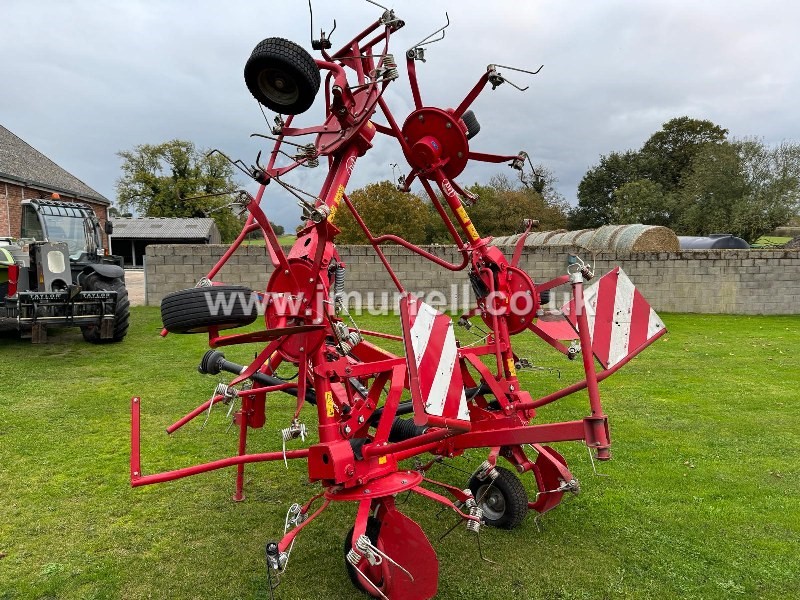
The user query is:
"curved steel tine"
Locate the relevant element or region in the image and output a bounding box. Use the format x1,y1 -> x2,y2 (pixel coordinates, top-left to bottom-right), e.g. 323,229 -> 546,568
408,12 -> 449,54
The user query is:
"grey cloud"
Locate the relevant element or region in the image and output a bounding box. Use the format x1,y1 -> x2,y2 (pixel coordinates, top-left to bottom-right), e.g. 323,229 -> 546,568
2,0 -> 798,228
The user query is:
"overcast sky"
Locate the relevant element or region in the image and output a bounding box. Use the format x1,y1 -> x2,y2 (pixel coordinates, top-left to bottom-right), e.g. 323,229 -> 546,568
2,0 -> 799,228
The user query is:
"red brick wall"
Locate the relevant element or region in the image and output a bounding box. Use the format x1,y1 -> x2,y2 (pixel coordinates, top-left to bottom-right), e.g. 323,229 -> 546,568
0,182 -> 110,248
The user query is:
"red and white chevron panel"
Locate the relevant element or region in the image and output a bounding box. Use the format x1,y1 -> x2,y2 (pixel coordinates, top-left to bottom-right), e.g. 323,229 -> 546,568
564,267 -> 666,369
400,296 -> 469,423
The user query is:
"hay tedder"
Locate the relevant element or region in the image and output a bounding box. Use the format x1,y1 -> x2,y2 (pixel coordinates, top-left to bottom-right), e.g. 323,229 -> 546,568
130,4 -> 666,598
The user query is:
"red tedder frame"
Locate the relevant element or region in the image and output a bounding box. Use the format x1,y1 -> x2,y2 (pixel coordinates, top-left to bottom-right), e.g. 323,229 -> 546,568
130,5 -> 666,599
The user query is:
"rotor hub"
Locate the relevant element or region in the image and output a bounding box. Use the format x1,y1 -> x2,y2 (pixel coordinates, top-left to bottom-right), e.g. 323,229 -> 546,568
401,107 -> 469,179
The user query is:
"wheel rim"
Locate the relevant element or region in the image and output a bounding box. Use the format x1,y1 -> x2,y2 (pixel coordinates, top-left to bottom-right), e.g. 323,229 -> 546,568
475,483 -> 506,521
258,67 -> 300,106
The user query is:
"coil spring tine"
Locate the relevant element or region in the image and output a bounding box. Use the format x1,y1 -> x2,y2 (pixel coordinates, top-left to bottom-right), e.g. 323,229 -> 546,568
356,535 -> 414,581
202,382 -> 230,430
281,421 -> 307,468
380,54 -> 399,80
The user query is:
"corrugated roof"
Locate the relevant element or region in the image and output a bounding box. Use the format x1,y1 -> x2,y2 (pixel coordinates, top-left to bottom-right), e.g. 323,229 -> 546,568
110,217 -> 218,240
0,125 -> 110,204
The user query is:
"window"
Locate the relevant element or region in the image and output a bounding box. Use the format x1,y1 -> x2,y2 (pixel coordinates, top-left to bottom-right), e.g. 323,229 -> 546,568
21,205 -> 44,240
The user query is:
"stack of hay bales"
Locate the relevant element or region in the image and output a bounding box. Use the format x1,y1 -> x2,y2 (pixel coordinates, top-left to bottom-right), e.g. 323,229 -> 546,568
492,224 -> 680,252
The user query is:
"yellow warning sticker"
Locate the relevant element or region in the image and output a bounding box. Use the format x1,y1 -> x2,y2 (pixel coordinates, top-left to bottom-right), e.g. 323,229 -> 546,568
328,185 -> 345,222
454,205 -> 479,240
507,358 -> 517,378
378,456 -> 387,465
325,391 -> 335,417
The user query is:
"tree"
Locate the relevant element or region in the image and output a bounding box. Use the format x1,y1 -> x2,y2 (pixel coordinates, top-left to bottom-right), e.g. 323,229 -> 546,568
640,116 -> 728,191
116,140 -> 243,242
271,222 -> 285,236
465,174 -> 567,237
570,150 -> 645,228
612,179 -> 671,226
674,142 -> 747,236
333,181 -> 431,244
571,117 -> 729,229
672,138 -> 800,242
108,206 -> 132,219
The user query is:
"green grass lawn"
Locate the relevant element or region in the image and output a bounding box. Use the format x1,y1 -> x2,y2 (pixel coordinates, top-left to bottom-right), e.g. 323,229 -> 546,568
242,234 -> 297,247
751,236 -> 792,248
0,309 -> 798,599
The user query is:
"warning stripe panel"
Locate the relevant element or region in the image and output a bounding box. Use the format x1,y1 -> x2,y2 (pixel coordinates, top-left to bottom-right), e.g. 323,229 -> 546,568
552,267 -> 665,369
401,296 -> 469,423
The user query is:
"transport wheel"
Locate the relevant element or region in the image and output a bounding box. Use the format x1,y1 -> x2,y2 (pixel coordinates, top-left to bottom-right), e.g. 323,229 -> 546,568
468,466 -> 528,529
80,274 -> 130,343
344,517 -> 390,598
244,37 -> 321,115
461,109 -> 481,140
160,285 -> 259,333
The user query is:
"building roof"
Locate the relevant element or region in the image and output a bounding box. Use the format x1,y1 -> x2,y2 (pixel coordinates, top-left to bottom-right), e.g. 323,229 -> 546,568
0,125 -> 109,205
110,217 -> 219,240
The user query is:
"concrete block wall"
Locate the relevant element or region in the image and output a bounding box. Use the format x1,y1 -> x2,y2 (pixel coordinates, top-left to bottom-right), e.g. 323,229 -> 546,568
145,244 -> 800,315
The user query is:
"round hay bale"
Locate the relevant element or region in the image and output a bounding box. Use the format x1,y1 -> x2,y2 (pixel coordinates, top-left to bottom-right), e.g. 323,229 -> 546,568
494,233 -> 522,246
544,231 -> 576,246
613,224 -> 679,252
548,229 -> 591,246
586,225 -> 627,251
491,230 -> 568,247
572,229 -> 596,247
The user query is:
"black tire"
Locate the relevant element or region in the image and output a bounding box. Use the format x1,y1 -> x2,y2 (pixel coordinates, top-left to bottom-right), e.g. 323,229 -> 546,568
468,465 -> 528,530
344,517 -> 388,597
244,37 -> 321,115
161,285 -> 259,334
461,109 -> 481,140
539,289 -> 551,306
80,273 -> 130,343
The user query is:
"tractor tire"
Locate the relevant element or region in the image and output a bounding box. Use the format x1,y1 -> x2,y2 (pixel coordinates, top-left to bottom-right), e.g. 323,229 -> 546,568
468,465 -> 528,530
80,273 -> 130,343
244,37 -> 321,115
344,517 -> 389,598
161,285 -> 259,334
461,109 -> 481,140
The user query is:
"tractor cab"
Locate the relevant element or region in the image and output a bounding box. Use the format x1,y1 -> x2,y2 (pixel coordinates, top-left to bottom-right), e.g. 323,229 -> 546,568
20,196 -> 112,264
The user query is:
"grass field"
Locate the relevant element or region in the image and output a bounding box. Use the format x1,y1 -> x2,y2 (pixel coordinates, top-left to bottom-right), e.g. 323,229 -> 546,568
242,235 -> 297,247
0,309 -> 798,599
751,236 -> 792,248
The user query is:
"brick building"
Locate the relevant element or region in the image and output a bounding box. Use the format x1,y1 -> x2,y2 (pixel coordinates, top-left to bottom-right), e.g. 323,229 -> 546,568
0,125 -> 110,246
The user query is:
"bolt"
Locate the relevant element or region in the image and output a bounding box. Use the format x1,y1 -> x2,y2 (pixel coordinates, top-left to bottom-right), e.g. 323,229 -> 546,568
133,471 -> 139,476
133,398 -> 139,403
358,415 -> 364,424
364,489 -> 371,494
418,115 -> 424,121
445,122 -> 452,128
284,270 -> 289,275
457,151 -> 463,158
344,425 -> 351,434
401,479 -> 407,484
309,278 -> 314,283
